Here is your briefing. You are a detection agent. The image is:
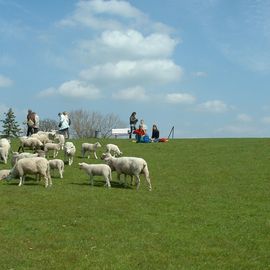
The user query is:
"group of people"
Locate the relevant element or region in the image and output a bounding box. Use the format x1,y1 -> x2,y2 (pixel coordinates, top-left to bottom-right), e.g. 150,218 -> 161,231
26,110 -> 71,139
129,112 -> 160,143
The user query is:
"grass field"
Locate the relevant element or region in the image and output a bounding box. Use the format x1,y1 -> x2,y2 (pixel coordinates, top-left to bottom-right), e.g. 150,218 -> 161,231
0,138 -> 270,269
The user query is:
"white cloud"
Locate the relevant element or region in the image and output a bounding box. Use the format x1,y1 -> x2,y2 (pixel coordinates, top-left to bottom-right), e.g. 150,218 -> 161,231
0,74 -> 13,87
166,93 -> 196,104
80,59 -> 182,86
197,100 -> 229,113
237,113 -> 252,122
58,0 -> 172,33
112,86 -> 148,101
58,80 -> 101,99
76,30 -> 178,63
59,0 -> 145,30
99,29 -> 178,58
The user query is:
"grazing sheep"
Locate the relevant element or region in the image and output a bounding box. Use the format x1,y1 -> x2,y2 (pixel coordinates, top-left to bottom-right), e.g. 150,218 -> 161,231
0,138 -> 11,164
11,151 -> 46,166
54,134 -> 65,150
79,162 -> 111,187
18,136 -> 43,152
105,143 -> 122,157
0,169 -> 11,180
31,131 -> 56,144
44,142 -> 61,158
81,142 -> 101,159
7,157 -> 52,187
49,159 -> 64,178
102,153 -> 152,191
64,142 -> 76,165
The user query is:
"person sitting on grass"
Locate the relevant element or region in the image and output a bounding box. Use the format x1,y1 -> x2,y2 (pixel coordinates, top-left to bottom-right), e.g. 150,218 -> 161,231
151,124 -> 160,142
133,125 -> 146,143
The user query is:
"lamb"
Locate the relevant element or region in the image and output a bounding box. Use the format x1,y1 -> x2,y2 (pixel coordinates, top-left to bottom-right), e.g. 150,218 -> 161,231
7,157 -> 52,187
0,138 -> 11,164
0,169 -> 11,180
102,153 -> 152,191
44,142 -> 61,158
11,151 -> 45,166
105,143 -> 122,157
49,159 -> 64,178
81,142 -> 101,159
54,134 -> 65,150
18,136 -> 43,152
78,162 -> 111,187
64,142 -> 76,165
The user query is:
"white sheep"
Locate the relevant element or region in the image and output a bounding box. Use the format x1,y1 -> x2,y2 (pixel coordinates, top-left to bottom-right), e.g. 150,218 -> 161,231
31,131 -> 55,144
0,169 -> 11,180
81,142 -> 101,159
105,143 -> 122,157
0,138 -> 11,164
64,142 -> 76,165
7,157 -> 52,187
54,134 -> 65,150
11,151 -> 46,167
44,142 -> 61,158
102,153 -> 152,191
49,159 -> 65,178
78,162 -> 111,187
18,136 -> 43,152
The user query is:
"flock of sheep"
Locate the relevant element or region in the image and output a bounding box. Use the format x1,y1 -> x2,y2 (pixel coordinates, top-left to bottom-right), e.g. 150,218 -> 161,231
0,131 -> 152,191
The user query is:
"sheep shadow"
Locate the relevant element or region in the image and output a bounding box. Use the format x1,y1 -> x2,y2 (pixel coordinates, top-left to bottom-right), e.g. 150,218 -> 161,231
70,180 -> 133,189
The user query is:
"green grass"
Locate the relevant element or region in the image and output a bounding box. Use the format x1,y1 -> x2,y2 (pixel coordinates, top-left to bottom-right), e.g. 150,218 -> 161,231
1,138 -> 270,269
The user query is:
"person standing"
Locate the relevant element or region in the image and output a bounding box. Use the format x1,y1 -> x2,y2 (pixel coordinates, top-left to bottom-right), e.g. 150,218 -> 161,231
58,112 -> 69,138
129,112 -> 138,139
32,112 -> 39,134
26,109 -> 35,136
63,111 -> 70,139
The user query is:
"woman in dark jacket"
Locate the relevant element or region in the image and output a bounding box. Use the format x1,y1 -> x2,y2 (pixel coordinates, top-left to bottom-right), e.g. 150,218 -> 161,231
151,124 -> 160,142
129,112 -> 138,139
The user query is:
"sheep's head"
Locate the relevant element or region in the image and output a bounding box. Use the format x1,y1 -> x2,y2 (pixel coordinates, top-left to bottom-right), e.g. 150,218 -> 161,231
100,152 -> 112,160
78,162 -> 86,169
95,142 -> 102,148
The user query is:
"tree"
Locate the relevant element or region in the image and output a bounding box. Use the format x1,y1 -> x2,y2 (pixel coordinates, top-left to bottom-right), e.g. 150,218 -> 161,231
39,118 -> 58,132
69,110 -> 125,138
1,108 -> 22,138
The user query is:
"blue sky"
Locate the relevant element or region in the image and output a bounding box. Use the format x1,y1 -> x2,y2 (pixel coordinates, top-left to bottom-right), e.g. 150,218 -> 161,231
1,0 -> 270,138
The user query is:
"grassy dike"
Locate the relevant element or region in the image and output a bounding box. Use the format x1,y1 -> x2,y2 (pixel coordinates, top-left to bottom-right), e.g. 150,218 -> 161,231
0,138 -> 270,269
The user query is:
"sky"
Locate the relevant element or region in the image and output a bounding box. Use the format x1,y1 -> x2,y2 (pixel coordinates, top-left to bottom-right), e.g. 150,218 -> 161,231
1,0 -> 270,138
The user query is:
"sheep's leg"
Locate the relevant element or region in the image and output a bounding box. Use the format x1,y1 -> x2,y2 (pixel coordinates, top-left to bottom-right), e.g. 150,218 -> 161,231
94,152 -> 98,159
117,173 -> 122,184
48,173 -> 52,187
145,176 -> 152,191
18,176 -> 23,186
89,175 -> 94,186
44,176 -> 48,188
59,168 -> 63,178
135,175 -> 140,190
104,176 -> 111,188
